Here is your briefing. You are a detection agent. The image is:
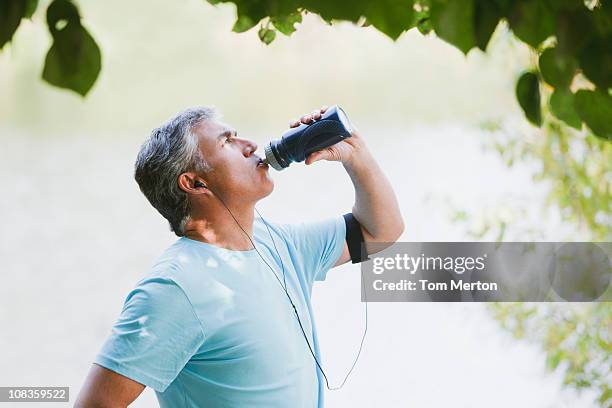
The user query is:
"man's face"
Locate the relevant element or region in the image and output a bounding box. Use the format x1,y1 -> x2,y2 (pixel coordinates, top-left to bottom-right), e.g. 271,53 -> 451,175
194,119 -> 274,203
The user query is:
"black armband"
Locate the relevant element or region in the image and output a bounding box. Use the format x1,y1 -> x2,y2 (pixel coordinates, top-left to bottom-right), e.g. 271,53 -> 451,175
343,213 -> 369,264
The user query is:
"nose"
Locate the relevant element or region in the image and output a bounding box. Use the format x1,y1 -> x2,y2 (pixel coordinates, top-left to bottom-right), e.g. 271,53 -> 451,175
238,137 -> 257,157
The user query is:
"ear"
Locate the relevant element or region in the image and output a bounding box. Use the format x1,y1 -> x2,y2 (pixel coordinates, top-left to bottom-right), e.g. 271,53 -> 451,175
178,172 -> 209,195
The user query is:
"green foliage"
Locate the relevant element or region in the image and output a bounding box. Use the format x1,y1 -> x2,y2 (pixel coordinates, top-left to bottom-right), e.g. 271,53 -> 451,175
490,303 -> 611,407
483,104 -> 611,241
526,120 -> 610,240
459,100 -> 611,406
413,1 -> 432,35
575,90 -> 612,141
433,71 -> 610,401
454,104 -> 610,406
473,0 -> 504,51
362,0 -> 414,40
550,89 -> 581,129
516,71 -> 542,126
0,0 -> 37,48
258,25 -> 276,44
507,0 -> 555,48
579,36 -> 612,90
232,15 -> 257,33
199,0 -> 612,141
23,0 -> 36,18
1,0 -> 611,136
430,0 -> 476,54
42,0 -> 101,96
271,12 -> 302,35
1,0 -> 101,96
539,47 -> 577,89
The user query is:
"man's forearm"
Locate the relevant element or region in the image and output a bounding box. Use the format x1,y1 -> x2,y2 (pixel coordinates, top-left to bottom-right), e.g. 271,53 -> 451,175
343,146 -> 404,242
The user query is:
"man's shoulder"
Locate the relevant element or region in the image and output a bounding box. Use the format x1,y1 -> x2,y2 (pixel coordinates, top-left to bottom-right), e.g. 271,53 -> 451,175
142,238 -> 201,280
124,239 -> 204,308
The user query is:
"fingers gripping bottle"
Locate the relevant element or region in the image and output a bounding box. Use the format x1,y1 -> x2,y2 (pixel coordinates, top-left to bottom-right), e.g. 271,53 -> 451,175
262,105 -> 353,171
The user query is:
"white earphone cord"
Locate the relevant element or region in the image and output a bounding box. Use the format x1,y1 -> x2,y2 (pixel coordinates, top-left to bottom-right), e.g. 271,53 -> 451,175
212,192 -> 368,390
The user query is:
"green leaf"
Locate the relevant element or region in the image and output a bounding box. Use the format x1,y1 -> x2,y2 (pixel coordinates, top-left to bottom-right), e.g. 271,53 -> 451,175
592,1 -> 612,36
555,8 -> 594,57
42,27 -> 101,96
271,12 -> 302,36
413,5 -> 432,35
258,26 -> 276,44
508,0 -> 555,48
516,71 -> 542,126
46,0 -> 80,37
430,0 -> 477,54
232,15 -> 257,32
0,0 -> 27,49
230,0 -> 294,30
302,0 -> 366,23
42,0 -> 101,96
416,16 -> 432,35
550,89 -> 581,129
25,0 -> 38,18
538,47 -> 577,88
574,90 -> 612,141
579,36 -> 612,91
474,0 -> 503,51
546,350 -> 563,370
364,0 -> 414,40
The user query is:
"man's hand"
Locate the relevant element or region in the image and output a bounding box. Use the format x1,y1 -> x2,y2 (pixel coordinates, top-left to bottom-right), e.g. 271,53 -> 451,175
289,106 -> 369,167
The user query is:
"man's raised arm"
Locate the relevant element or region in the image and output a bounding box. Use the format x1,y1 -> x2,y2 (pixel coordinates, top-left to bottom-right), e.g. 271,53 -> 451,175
336,132 -> 404,265
293,106 -> 405,267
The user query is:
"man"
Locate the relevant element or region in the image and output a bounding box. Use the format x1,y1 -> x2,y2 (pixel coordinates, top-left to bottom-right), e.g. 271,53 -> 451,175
75,105 -> 403,407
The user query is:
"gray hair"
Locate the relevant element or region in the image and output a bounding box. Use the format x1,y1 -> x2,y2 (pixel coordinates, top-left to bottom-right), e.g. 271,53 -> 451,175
135,106 -> 216,236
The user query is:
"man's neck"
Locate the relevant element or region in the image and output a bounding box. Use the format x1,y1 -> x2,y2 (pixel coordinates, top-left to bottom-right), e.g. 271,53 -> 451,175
183,202 -> 255,251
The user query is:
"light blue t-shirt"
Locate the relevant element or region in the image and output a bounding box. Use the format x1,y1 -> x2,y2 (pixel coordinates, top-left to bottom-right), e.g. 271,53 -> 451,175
95,215 -> 346,407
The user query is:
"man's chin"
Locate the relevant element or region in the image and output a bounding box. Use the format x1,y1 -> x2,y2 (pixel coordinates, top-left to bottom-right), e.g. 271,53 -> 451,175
260,180 -> 274,198
252,178 -> 273,200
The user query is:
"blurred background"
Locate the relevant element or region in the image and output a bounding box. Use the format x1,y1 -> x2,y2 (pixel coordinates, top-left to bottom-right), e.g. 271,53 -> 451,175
0,0 -> 609,406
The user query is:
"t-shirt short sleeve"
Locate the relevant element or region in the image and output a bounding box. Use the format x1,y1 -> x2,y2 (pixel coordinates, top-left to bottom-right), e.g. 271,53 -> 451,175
281,215 -> 346,284
94,277 -> 205,392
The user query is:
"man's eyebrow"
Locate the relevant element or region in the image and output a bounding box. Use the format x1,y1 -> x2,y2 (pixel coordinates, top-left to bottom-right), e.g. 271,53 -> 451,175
217,129 -> 237,141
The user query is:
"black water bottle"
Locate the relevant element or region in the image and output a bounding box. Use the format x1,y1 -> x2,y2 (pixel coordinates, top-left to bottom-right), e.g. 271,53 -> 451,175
262,105 -> 353,171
